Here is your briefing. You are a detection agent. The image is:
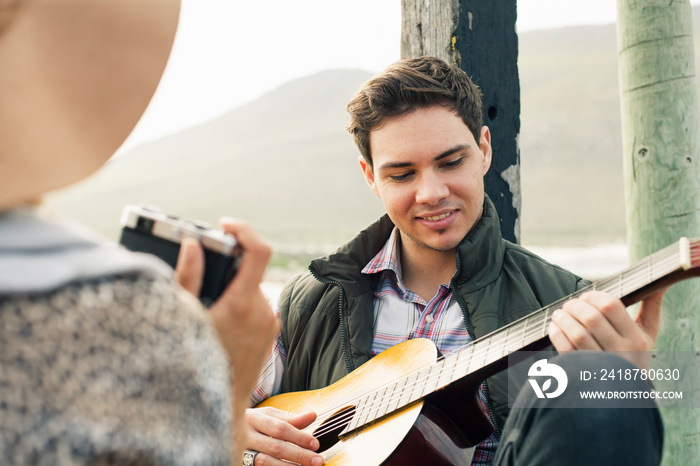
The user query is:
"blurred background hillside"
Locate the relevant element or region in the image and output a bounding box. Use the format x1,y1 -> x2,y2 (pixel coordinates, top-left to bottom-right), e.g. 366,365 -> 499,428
45,7 -> 700,282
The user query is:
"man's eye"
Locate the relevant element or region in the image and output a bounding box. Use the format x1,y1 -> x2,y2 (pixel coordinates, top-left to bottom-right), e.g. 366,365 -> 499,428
443,158 -> 464,169
389,172 -> 413,182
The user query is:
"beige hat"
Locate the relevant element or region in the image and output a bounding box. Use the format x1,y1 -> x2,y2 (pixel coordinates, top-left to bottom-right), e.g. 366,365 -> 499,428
0,0 -> 180,210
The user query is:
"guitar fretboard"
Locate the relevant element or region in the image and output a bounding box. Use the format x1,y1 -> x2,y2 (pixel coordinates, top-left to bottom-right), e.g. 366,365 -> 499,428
345,239 -> 692,433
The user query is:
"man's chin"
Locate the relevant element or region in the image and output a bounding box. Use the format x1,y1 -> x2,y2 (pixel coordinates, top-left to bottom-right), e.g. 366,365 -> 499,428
399,225 -> 467,253
417,234 -> 464,253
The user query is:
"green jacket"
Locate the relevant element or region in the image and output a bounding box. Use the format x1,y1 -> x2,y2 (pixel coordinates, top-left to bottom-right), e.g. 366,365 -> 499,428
278,196 -> 589,431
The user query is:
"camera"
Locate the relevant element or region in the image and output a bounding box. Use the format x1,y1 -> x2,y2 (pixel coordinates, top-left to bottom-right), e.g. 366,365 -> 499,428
119,204 -> 243,306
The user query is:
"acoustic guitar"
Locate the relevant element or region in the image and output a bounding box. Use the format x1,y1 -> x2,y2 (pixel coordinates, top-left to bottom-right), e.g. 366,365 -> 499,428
257,238 -> 700,465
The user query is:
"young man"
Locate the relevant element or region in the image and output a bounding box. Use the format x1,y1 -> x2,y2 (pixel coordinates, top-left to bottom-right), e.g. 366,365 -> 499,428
242,57 -> 665,466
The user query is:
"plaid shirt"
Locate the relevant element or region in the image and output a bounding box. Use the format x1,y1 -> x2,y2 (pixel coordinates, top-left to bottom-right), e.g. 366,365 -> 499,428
252,228 -> 499,464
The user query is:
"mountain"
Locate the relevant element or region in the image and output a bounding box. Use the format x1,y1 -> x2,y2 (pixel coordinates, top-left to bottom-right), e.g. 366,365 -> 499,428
519,23 -> 625,244
47,68 -> 385,263
46,12 -> 700,273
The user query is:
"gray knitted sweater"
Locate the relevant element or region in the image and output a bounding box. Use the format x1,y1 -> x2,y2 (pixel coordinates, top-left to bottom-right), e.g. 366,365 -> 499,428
0,209 -> 232,465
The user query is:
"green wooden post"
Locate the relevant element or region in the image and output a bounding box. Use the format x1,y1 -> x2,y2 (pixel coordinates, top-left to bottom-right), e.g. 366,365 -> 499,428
617,1 -> 700,464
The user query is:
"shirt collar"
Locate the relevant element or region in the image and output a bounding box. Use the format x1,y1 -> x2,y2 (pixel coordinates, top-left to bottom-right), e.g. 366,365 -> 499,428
362,224 -> 467,295
362,227 -> 401,275
361,227 -> 408,289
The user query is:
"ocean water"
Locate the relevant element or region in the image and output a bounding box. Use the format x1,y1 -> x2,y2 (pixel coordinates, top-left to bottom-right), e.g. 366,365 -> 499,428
528,243 -> 630,281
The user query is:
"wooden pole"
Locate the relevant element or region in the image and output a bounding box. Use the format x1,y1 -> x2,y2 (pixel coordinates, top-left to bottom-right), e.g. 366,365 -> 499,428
617,1 -> 700,463
401,0 -> 521,244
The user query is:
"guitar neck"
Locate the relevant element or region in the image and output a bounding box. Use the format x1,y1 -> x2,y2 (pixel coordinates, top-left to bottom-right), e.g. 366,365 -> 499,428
347,238 -> 698,433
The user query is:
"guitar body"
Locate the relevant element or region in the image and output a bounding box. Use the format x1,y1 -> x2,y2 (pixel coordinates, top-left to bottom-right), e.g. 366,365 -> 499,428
257,338 -> 493,466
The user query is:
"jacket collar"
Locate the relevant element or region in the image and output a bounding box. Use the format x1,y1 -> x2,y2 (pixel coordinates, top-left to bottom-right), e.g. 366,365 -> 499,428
309,195 -> 506,298
309,214 -> 395,299
454,195 -> 506,293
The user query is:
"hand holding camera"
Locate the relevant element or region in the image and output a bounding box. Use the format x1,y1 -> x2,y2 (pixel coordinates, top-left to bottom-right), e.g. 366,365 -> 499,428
120,205 -> 243,306
120,205 -> 279,459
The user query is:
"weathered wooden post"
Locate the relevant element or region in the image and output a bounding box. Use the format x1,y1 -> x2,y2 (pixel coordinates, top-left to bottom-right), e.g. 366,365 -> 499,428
617,1 -> 700,464
401,0 -> 520,244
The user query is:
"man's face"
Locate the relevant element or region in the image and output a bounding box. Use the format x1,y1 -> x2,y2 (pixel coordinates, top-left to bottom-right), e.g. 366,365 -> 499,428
360,105 -> 492,255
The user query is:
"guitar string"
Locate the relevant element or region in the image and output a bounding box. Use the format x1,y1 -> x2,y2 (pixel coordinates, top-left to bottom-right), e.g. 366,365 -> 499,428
306,249 -> 684,439
305,247 -> 687,439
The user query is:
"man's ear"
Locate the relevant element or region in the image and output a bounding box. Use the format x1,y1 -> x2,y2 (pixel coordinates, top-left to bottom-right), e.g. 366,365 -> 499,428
358,156 -> 381,198
479,126 -> 493,175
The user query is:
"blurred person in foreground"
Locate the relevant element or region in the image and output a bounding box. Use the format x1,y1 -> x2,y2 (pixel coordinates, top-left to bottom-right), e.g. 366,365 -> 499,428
242,57 -> 666,466
0,0 -> 278,464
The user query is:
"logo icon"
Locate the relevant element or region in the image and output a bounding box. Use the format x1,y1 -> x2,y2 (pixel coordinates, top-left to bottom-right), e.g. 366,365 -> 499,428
528,359 -> 568,399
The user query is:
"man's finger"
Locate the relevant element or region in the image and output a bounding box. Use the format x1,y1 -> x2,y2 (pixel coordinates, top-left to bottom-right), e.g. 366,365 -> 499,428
578,290 -> 635,338
550,308 -> 603,351
548,320 -> 575,353
249,408 -> 319,450
636,289 -> 666,340
560,294 -> 621,349
245,436 -> 323,466
245,408 -> 323,465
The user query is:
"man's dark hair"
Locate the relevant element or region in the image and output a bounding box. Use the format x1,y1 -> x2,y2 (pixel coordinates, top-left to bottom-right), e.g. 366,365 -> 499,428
346,56 -> 484,168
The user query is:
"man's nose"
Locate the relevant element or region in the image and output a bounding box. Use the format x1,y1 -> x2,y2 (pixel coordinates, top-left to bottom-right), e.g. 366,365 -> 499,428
415,170 -> 449,204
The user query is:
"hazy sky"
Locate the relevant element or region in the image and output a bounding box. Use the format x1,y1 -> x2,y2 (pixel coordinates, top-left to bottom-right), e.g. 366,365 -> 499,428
120,0 -> 699,152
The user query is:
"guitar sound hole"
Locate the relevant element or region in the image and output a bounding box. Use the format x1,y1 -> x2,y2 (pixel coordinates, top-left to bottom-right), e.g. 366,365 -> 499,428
312,406 -> 355,453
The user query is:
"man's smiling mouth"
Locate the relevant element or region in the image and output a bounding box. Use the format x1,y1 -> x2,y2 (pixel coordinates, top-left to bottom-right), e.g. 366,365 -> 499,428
421,211 -> 454,221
